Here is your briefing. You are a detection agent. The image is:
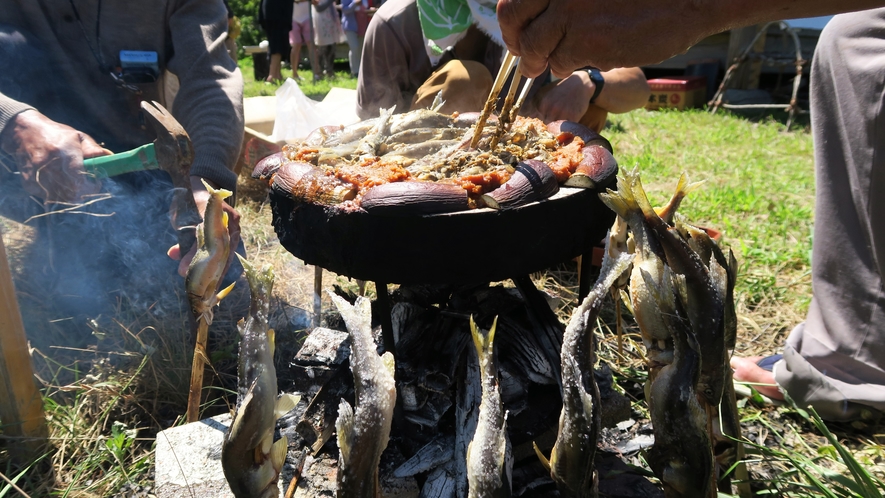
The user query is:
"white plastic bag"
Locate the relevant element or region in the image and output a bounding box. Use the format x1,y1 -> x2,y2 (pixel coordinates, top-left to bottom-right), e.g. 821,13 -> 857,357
270,78 -> 360,142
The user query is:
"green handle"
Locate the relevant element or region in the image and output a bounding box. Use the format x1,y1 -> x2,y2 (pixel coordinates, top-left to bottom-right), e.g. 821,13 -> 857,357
83,143 -> 158,178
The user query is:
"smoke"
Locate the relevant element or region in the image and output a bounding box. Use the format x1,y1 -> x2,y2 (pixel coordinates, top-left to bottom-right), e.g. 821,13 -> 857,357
2,169 -> 188,350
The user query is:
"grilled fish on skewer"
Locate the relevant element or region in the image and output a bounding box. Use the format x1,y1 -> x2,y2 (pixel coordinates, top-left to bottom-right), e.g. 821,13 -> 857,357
646,269 -> 713,498
633,189 -> 726,407
185,179 -> 236,324
185,179 -> 237,422
535,249 -> 634,497
222,256 -> 299,498
466,316 -> 512,498
329,294 -> 397,498
599,170 -> 672,375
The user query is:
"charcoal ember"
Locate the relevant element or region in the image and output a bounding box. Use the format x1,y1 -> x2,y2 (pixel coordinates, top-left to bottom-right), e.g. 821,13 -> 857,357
596,362 -> 633,428
289,327 -> 350,394
499,367 -> 528,417
420,463 -> 457,498
403,392 -> 452,429
379,446 -> 421,498
393,436 -> 455,478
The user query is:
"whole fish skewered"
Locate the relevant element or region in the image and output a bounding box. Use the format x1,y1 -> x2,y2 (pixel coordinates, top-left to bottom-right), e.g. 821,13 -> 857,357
535,248 -> 635,497
222,256 -> 299,498
329,294 -> 397,498
645,268 -> 714,498
466,316 -> 512,498
185,179 -> 237,423
185,179 -> 237,324
599,169 -> 673,377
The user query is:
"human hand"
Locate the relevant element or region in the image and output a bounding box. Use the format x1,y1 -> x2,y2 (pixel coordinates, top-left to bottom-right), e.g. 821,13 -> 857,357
167,176 -> 241,277
0,110 -> 110,203
497,0 -> 723,77
523,71 -> 593,123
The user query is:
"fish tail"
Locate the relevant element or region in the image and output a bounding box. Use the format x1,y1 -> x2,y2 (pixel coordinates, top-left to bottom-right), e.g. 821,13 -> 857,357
656,172 -> 704,223
599,168 -> 644,222
469,315 -> 498,367
336,398 -> 354,466
627,171 -> 659,222
201,178 -> 233,200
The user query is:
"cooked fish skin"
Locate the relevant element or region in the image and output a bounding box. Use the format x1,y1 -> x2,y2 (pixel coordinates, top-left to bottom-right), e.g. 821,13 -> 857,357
382,140 -> 461,160
547,250 -> 634,497
356,106 -> 395,158
466,316 -> 511,498
388,109 -> 455,135
222,256 -> 299,498
674,219 -> 738,351
323,118 -> 380,147
629,175 -> 726,407
386,127 -> 462,145
329,294 -> 397,498
185,179 -> 235,323
646,269 -> 713,498
599,170 -> 672,372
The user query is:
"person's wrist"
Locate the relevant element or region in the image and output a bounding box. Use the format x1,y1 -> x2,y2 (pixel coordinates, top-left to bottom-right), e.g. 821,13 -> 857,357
586,68 -> 604,104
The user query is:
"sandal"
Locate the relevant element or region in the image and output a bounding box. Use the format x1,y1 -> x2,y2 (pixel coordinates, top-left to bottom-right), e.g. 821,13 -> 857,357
756,354 -> 783,372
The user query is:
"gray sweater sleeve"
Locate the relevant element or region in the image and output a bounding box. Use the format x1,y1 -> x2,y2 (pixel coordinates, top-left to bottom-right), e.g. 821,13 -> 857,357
166,0 -> 244,192
0,93 -> 35,137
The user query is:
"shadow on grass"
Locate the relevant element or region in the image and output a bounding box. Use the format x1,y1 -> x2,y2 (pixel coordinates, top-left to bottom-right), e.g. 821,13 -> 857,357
710,105 -> 812,132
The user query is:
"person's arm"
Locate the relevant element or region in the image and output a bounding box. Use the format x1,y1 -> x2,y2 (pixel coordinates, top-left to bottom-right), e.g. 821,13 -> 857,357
356,11 -> 413,119
166,0 -> 245,274
341,0 -> 361,15
496,0 -> 885,77
0,96 -> 109,203
526,67 -> 649,123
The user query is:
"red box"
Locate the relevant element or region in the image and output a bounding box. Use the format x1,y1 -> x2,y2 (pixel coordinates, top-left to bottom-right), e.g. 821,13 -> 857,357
646,76 -> 707,110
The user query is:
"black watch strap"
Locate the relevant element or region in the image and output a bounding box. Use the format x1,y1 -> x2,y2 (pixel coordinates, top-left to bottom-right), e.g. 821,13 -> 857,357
586,67 -> 604,104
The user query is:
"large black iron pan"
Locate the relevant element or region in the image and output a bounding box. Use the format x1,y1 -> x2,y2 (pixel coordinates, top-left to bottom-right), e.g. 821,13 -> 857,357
270,187 -> 614,285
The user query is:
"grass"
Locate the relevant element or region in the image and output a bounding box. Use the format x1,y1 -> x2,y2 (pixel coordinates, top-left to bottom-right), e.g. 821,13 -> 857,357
239,54 -> 357,101
1,57 -> 882,497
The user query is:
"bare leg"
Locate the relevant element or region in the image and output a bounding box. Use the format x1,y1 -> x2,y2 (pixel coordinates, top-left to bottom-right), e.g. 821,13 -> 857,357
289,42 -> 303,80
307,41 -> 319,80
266,53 -> 283,83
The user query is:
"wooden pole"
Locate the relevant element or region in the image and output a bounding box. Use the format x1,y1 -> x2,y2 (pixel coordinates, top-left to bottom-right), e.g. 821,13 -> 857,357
726,25 -> 767,90
0,235 -> 48,463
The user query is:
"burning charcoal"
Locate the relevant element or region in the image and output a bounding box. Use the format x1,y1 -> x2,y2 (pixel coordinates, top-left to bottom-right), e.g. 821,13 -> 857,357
289,327 -> 350,394
404,393 -> 453,429
393,436 -> 455,478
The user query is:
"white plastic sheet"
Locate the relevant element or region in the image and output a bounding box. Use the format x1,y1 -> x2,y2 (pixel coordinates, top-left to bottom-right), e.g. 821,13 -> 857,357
270,78 -> 360,142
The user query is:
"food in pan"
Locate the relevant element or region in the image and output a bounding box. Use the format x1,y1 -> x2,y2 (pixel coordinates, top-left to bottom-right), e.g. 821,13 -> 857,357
253,108 -> 618,215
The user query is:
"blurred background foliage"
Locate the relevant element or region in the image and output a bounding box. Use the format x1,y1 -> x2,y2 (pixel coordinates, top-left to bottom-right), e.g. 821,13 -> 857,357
228,0 -> 264,55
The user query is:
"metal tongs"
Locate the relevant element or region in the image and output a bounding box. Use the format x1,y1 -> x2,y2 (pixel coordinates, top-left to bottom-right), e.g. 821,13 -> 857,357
469,51 -> 534,149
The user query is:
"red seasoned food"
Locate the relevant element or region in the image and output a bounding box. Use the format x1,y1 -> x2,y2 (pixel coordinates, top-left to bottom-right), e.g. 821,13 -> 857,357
254,109 -> 618,214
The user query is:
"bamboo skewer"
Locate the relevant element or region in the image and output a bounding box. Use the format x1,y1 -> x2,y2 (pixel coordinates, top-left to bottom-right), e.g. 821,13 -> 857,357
186,316 -> 211,423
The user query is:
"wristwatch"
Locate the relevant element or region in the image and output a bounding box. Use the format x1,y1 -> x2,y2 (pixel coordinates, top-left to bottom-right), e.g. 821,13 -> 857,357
586,68 -> 605,104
